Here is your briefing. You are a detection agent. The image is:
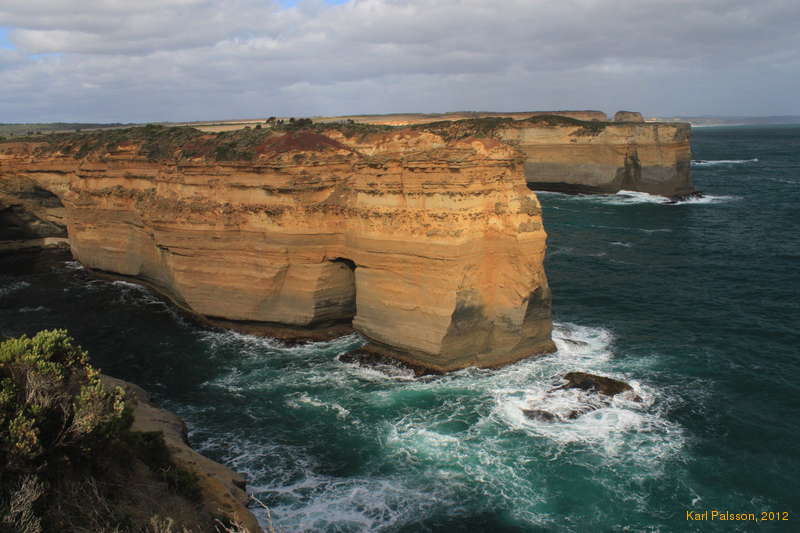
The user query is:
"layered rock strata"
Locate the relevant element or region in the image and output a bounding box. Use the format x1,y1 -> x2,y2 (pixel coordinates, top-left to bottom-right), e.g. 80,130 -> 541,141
496,118 -> 693,196
339,112 -> 694,197
613,111 -> 644,123
0,126 -> 555,371
334,110 -> 610,126
0,174 -> 67,240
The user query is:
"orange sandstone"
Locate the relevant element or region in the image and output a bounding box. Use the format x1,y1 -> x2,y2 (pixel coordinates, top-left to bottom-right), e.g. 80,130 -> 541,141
0,125 -> 556,371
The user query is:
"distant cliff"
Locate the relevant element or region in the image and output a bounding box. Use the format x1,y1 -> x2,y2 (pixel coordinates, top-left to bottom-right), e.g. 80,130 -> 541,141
338,111 -> 694,197
0,124 -> 555,372
496,117 -> 693,197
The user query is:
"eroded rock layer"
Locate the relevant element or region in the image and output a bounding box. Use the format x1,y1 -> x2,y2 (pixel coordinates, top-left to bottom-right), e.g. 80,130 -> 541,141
0,126 -> 555,371
497,119 -> 693,197
340,112 -> 693,197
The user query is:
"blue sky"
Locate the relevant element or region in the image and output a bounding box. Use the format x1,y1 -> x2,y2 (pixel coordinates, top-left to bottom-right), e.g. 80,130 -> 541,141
0,27 -> 15,49
0,0 -> 798,122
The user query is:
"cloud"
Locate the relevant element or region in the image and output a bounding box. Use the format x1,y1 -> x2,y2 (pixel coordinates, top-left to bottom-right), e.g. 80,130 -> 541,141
0,0 -> 798,121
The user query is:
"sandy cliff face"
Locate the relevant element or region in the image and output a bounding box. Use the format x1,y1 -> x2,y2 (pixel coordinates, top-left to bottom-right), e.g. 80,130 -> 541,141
0,173 -> 67,240
496,119 -> 693,196
0,126 -> 555,371
613,111 -> 644,123
335,110 -> 611,126
337,112 -> 693,197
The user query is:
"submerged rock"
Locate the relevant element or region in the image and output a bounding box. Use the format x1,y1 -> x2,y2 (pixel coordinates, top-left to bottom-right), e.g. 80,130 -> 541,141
562,338 -> 590,348
339,349 -> 433,377
522,409 -> 559,422
554,371 -> 636,397
524,372 -> 641,423
668,191 -> 705,203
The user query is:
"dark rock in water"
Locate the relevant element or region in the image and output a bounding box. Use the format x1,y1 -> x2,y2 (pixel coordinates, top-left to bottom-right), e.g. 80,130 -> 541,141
668,191 -> 704,203
562,338 -> 589,347
554,372 -> 635,397
525,373 -> 642,424
339,349 -> 433,377
565,407 -> 595,420
522,409 -> 559,422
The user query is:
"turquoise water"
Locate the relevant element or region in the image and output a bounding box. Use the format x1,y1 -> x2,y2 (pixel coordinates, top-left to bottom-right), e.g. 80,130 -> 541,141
1,125 -> 798,532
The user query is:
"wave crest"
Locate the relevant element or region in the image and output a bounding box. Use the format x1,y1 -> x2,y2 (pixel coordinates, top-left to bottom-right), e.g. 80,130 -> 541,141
692,158 -> 758,166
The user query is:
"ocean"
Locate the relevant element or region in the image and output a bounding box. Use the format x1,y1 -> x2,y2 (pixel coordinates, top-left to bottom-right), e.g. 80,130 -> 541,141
1,125 -> 798,532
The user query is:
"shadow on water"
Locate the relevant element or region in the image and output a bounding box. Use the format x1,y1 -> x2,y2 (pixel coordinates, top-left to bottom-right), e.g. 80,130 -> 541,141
1,125 -> 799,531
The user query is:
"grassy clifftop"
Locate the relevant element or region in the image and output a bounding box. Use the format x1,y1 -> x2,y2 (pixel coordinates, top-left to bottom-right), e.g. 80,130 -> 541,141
0,114 -> 612,163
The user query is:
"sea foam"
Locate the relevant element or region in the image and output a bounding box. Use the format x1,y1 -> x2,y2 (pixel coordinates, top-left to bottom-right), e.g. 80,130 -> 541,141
692,158 -> 758,166
179,321 -> 684,531
0,280 -> 31,298
564,190 -> 740,206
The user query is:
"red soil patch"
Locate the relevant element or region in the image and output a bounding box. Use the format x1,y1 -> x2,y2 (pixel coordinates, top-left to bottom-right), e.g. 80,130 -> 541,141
256,132 -> 347,155
181,139 -> 216,157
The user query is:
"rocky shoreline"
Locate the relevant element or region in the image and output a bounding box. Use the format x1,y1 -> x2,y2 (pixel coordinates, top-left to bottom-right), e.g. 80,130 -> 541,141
0,123 -> 555,372
101,375 -> 263,533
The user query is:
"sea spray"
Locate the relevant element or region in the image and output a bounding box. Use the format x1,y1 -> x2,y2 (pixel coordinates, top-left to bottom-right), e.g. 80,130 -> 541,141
2,124 -> 798,532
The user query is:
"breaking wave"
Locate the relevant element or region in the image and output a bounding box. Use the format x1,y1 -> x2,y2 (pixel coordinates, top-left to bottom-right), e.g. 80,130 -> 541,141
0,280 -> 31,298
543,190 -> 738,206
605,190 -> 738,206
692,158 -> 758,166
174,323 -> 684,531
62,260 -> 85,271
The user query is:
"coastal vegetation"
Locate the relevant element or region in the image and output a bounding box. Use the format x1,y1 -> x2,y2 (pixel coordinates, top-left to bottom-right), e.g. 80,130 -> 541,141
0,113 -> 613,165
0,330 -> 251,533
0,123 -> 129,138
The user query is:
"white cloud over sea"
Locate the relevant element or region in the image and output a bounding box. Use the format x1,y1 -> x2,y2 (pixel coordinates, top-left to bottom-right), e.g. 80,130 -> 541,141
0,0 -> 798,122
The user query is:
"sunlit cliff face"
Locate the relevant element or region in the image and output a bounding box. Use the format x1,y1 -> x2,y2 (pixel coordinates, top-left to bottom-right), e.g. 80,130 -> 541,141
0,125 -> 555,371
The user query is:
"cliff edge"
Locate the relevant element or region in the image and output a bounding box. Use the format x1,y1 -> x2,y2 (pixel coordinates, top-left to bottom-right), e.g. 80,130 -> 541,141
0,124 -> 555,371
497,116 -> 693,197
101,375 -> 263,532
335,112 -> 694,197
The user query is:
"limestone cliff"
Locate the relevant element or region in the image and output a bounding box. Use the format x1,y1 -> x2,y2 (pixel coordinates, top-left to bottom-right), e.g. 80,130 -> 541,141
331,110 -> 610,126
0,125 -> 555,371
338,112 -> 694,197
0,174 -> 67,240
495,117 -> 694,196
613,111 -> 644,123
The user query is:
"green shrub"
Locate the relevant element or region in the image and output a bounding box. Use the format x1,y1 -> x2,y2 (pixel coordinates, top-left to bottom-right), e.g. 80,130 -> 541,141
0,329 -> 129,473
0,330 -> 218,533
0,330 -> 130,532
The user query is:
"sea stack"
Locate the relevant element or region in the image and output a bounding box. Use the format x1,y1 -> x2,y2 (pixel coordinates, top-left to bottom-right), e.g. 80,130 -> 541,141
0,125 -> 556,371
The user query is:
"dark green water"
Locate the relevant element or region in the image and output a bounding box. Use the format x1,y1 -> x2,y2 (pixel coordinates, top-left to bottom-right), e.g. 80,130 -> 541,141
1,125 -> 798,532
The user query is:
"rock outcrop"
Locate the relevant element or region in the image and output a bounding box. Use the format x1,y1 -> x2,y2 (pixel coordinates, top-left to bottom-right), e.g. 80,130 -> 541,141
101,375 -> 263,532
0,125 -> 555,371
523,372 -> 641,423
336,111 -> 693,197
551,372 -> 637,397
0,174 -> 67,240
613,111 -> 644,123
495,117 -> 694,197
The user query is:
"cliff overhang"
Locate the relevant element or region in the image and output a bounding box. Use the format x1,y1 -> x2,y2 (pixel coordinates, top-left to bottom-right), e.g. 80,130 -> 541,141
1,123 -> 556,371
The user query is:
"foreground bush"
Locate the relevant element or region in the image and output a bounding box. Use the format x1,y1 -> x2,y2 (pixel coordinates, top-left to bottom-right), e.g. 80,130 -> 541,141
0,330 -> 245,533
0,329 -> 129,474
